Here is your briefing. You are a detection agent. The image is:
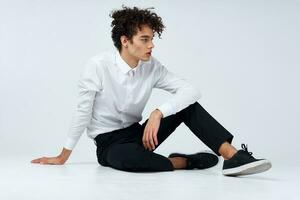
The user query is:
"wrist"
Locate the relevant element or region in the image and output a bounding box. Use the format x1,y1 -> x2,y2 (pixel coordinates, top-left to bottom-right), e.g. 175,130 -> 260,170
152,109 -> 163,119
56,155 -> 66,164
57,154 -> 66,161
59,148 -> 72,159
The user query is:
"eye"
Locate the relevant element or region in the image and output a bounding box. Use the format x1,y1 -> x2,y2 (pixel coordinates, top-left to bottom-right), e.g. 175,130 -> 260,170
141,38 -> 148,42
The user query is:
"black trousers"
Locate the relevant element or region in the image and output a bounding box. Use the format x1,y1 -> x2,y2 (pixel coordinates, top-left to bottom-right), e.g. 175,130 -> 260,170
94,102 -> 233,172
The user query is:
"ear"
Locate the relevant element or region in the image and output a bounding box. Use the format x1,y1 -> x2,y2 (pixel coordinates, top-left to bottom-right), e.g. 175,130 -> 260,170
120,36 -> 129,48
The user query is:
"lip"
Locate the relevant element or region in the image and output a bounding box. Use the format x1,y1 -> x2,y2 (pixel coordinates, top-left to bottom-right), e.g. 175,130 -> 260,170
146,52 -> 152,55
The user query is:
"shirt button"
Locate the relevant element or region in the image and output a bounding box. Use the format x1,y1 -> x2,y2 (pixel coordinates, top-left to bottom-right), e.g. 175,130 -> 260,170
129,70 -> 134,77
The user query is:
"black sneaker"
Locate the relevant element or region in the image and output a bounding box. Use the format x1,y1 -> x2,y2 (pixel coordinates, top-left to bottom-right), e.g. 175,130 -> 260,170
222,144 -> 272,176
168,151 -> 219,169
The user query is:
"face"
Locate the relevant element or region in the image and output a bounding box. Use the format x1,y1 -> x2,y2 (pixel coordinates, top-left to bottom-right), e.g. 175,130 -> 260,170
121,25 -> 155,62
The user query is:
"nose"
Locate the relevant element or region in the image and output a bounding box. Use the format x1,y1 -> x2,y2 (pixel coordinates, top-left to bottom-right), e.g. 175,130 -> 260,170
149,41 -> 154,49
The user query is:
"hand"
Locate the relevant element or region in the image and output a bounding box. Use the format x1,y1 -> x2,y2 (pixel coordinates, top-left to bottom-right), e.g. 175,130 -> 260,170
31,156 -> 65,165
142,109 -> 163,151
31,148 -> 72,165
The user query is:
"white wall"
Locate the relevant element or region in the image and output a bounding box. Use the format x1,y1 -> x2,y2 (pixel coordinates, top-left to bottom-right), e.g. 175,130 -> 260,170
1,0 -> 299,164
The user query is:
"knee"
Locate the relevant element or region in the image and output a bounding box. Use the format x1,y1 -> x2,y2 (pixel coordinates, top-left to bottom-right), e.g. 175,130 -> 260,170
106,143 -> 145,171
182,101 -> 201,113
190,101 -> 200,108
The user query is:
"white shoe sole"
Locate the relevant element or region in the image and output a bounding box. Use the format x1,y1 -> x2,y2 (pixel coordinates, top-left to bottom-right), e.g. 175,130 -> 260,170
222,160 -> 272,176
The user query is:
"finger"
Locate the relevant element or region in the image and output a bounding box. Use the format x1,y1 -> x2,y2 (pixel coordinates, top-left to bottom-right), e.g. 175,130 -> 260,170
43,158 -> 56,165
142,130 -> 148,150
147,130 -> 153,150
40,158 -> 47,164
32,157 -> 47,164
144,122 -> 152,150
146,128 -> 152,150
31,158 -> 41,163
149,130 -> 155,150
143,133 -> 149,150
154,131 -> 158,146
145,130 -> 151,150
41,157 -> 53,164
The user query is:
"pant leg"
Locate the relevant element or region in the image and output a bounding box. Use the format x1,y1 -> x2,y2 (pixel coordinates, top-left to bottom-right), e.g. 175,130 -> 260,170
105,143 -> 174,172
181,102 -> 233,155
95,101 -> 233,172
94,123 -> 174,172
140,101 -> 234,155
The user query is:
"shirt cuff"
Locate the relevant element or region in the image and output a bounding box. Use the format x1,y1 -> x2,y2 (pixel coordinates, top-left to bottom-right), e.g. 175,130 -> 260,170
157,102 -> 174,118
64,138 -> 79,150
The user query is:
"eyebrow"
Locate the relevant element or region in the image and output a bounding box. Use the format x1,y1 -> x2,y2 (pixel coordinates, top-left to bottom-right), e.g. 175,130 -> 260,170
139,35 -> 153,38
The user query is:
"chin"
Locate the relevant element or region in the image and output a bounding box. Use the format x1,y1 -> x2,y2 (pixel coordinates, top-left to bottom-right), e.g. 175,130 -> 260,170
141,56 -> 151,61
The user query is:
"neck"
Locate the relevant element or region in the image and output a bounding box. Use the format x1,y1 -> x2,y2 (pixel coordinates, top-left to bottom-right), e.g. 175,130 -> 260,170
119,49 -> 139,68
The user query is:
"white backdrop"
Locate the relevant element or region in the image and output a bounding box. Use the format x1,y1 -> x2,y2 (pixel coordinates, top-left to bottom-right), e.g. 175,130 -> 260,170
0,0 -> 299,165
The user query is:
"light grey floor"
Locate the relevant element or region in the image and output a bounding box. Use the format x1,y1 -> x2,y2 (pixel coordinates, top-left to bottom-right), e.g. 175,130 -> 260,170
1,157 -> 298,200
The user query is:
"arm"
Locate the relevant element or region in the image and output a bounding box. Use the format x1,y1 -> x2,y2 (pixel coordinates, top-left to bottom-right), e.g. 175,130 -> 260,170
31,58 -> 103,165
153,61 -> 202,118
65,58 -> 103,150
142,59 -> 201,150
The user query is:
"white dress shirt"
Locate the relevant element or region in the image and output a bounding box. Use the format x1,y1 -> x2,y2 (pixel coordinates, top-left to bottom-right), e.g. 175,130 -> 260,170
64,50 -> 201,150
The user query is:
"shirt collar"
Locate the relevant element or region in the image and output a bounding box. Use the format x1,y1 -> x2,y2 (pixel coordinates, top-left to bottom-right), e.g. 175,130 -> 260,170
115,49 -> 141,74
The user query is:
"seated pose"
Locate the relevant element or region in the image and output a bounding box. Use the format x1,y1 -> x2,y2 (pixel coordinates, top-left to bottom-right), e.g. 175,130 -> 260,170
31,6 -> 271,176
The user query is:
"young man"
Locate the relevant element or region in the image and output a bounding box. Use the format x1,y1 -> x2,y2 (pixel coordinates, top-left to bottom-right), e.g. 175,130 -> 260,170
31,6 -> 271,176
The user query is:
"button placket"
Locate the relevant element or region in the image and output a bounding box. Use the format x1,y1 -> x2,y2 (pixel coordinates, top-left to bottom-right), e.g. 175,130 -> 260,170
128,70 -> 135,102
120,73 -> 132,126
118,74 -> 128,124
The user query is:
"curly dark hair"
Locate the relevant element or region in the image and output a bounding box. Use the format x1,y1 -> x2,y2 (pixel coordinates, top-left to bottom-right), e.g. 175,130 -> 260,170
110,5 -> 165,51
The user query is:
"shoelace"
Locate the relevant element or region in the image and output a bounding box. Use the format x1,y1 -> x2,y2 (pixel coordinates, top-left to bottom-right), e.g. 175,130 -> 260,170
241,143 -> 254,158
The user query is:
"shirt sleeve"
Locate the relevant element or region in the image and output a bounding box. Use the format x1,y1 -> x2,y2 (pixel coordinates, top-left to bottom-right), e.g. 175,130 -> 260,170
153,61 -> 202,118
64,59 -> 103,150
